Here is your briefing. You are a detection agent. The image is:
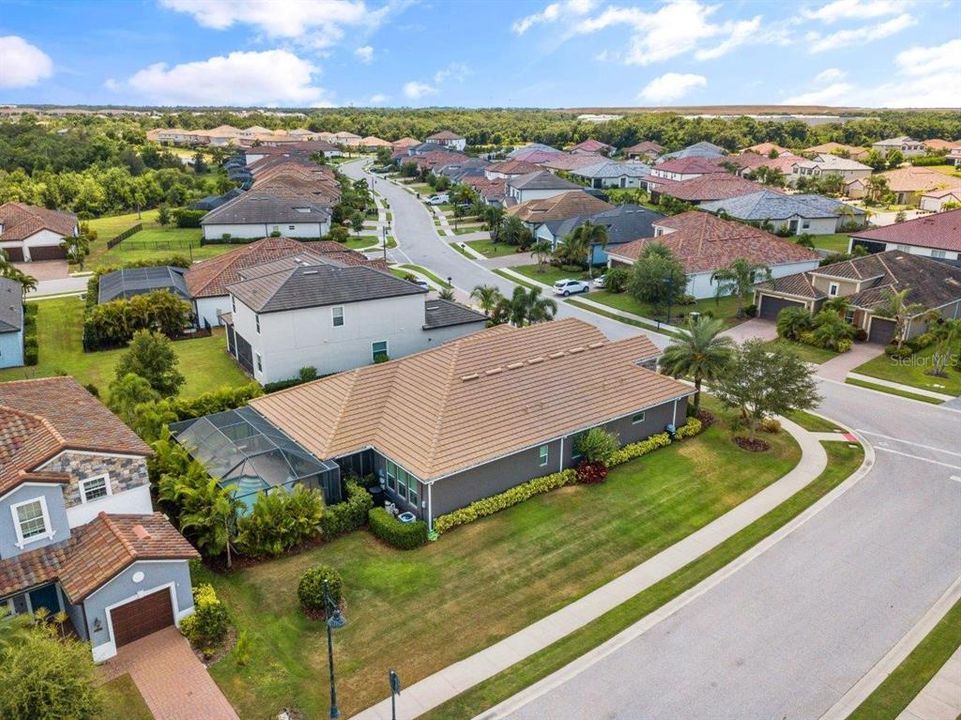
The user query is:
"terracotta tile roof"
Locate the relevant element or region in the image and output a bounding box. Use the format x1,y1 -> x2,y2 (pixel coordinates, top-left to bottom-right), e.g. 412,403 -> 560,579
0,377 -> 150,496
486,160 -> 542,176
653,156 -> 728,175
740,143 -> 795,157
803,142 -> 869,157
538,154 -> 608,172
923,139 -> 961,151
608,211 -> 819,274
391,137 -> 421,148
0,202 -> 77,242
184,237 -> 380,298
876,167 -> 961,193
0,512 -> 197,602
508,170 -> 583,191
462,176 -> 506,200
250,318 -> 691,481
571,139 -> 613,153
507,191 -> 613,224
850,208 -> 961,252
624,141 -> 665,156
660,174 -> 770,202
426,130 -> 465,141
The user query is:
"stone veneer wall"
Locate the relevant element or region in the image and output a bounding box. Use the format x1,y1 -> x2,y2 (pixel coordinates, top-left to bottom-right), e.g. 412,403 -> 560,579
40,452 -> 149,508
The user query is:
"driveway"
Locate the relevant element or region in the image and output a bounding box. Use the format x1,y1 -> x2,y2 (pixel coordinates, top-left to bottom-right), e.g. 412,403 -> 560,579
817,342 -> 885,381
99,627 -> 238,720
12,259 -> 69,280
722,317 -> 778,343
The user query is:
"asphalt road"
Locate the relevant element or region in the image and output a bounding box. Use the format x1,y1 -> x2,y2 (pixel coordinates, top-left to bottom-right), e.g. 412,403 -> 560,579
346,162 -> 961,720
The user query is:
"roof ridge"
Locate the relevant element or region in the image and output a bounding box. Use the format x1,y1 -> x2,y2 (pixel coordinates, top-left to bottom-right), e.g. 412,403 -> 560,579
0,402 -> 67,446
99,512 -> 139,561
424,342 -> 463,465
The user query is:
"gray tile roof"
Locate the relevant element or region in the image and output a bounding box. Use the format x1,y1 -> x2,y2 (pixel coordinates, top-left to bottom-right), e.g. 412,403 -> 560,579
659,141 -> 727,161
508,171 -> 583,191
0,278 -> 22,333
97,266 -> 189,304
546,204 -> 665,246
571,160 -> 652,180
200,192 -> 331,226
228,264 -> 426,313
700,191 -> 856,221
423,298 -> 488,329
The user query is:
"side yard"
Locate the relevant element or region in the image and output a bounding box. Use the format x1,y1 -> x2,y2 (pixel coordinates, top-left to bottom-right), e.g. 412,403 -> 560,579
852,341 -> 961,397
589,287 -> 745,328
200,406 -> 800,718
466,239 -> 524,259
0,297 -> 249,397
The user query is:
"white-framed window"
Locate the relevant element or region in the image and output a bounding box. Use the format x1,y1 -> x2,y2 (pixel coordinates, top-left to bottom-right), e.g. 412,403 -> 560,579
372,340 -> 388,363
11,497 -> 52,547
80,474 -> 111,503
828,282 -> 839,297
256,353 -> 263,372
632,412 -> 646,425
255,314 -> 261,334
896,244 -> 911,251
407,474 -> 418,506
288,225 -> 296,230
932,249 -> 946,259
538,445 -> 549,466
332,306 -> 344,327
801,220 -> 810,230
386,461 -> 397,492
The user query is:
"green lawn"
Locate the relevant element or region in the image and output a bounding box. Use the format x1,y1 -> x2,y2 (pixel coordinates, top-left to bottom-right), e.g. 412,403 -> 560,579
452,226 -> 486,236
202,406 -> 800,718
763,338 -> 840,365
399,264 -> 449,287
466,240 -> 524,259
845,377 -> 944,404
923,164 -> 961,178
423,440 -> 862,720
590,290 -> 745,328
342,235 -> 380,250
849,598 -> 961,720
99,674 -> 153,720
511,263 -> 591,287
565,298 -> 683,340
809,233 -> 851,253
784,409 -> 844,433
0,297 -> 249,398
853,342 -> 961,397
88,209 -> 160,238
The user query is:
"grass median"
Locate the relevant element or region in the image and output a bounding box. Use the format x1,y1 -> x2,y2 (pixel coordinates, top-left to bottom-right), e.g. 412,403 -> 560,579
845,377 -> 944,405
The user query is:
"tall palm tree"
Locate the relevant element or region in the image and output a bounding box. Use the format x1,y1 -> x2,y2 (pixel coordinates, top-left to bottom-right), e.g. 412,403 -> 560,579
659,315 -> 736,415
711,257 -> 772,317
531,240 -> 553,270
876,287 -> 924,349
525,287 -> 558,325
500,215 -> 531,248
501,286 -> 557,326
470,284 -> 503,315
559,220 -> 608,268
484,205 -> 505,242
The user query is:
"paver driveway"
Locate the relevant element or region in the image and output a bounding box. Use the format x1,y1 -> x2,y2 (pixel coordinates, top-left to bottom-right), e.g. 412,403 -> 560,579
99,627 -> 239,720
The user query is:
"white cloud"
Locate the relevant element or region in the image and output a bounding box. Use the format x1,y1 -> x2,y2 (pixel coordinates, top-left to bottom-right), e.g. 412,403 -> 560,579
402,81 -> 437,99
639,72 -> 707,103
513,0 -> 595,34
806,13 -> 915,52
433,62 -> 470,84
160,0 -> 386,47
695,16 -> 762,60
354,45 -> 374,63
801,0 -> 904,23
0,36 -> 53,88
104,78 -> 121,92
368,93 -> 388,104
814,67 -> 846,83
125,49 -> 329,105
895,38 -> 961,76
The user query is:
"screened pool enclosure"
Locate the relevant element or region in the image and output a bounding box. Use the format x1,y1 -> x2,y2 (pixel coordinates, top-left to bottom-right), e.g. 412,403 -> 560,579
170,407 -> 341,514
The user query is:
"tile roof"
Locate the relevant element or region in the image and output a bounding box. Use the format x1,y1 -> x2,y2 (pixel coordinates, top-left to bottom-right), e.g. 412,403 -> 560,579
659,141 -> 727,161
571,139 -> 613,153
423,298 -> 488,329
0,277 -> 23,333
660,174 -> 770,202
199,192 -> 331,227
507,191 -> 614,224
0,512 -> 197,602
508,170 -> 583,191
699,191 -> 855,221
486,160 -> 542,176
546,204 -> 665,246
250,318 -> 691,481
624,141 -> 665,155
794,154 -> 871,172
802,142 -> 868,158
391,137 -> 421,148
653,156 -> 728,175
741,143 -> 795,157
426,130 -> 465,141
537,154 -> 606,172
923,139 -> 961,151
875,167 -> 961,193
571,160 -> 651,180
0,202 -> 77,242
849,208 -> 961,252
509,148 -> 566,164
0,377 -> 151,496
608,211 -> 819,274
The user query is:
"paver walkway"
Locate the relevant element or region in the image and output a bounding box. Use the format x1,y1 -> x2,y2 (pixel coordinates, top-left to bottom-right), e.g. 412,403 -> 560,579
99,627 -> 239,720
897,647 -> 961,720
350,419 -> 833,720
722,317 -> 778,342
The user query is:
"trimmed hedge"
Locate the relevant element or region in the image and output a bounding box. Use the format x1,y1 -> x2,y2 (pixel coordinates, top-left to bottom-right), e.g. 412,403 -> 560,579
368,507 -> 428,550
607,432 -> 672,466
23,303 -> 38,366
675,417 -> 703,440
298,565 -> 343,613
320,481 -> 373,540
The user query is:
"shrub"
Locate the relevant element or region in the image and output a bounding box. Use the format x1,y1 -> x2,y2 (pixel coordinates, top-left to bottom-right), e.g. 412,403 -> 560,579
608,432 -> 672,466
180,583 -> 230,652
760,417 -> 782,433
674,417 -> 704,440
368,507 -> 428,549
299,366 -> 318,382
678,293 -> 697,305
743,303 -> 757,318
884,344 -> 912,359
576,461 -> 608,484
298,565 -> 343,613
173,208 -> 206,228
234,630 -> 252,667
604,266 -> 629,293
319,481 -> 373,540
574,428 -> 619,465
777,306 -> 814,341
908,332 -> 934,351
837,338 -> 853,353
855,328 -> 868,342
235,485 -> 324,558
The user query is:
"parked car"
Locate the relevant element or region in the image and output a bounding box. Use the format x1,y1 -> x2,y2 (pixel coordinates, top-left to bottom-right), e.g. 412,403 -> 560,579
426,194 -> 449,205
553,279 -> 590,296
593,275 -> 606,288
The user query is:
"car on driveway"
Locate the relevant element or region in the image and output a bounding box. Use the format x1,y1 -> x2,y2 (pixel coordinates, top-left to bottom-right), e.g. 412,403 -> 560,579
426,194 -> 449,205
593,275 -> 606,288
553,279 -> 590,296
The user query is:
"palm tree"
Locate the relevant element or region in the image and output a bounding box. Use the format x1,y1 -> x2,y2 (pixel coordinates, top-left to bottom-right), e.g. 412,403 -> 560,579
177,475 -> 242,567
531,240 -> 553,271
500,215 -> 531,248
711,258 -> 772,317
929,318 -> 960,377
501,286 -> 557,326
659,316 -> 736,415
559,220 -> 608,268
875,288 -> 924,349
470,284 -> 503,315
525,287 -> 558,324
484,205 -> 505,242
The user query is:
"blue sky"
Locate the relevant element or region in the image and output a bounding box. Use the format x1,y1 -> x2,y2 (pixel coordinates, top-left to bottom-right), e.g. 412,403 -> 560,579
1,0 -> 959,108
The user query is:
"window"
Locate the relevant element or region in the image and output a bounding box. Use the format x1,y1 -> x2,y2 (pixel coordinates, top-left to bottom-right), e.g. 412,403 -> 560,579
288,225 -> 296,230
256,353 -> 262,372
12,498 -> 50,545
372,341 -> 388,363
632,412 -> 646,425
828,282 -> 839,297
407,474 -> 418,506
255,314 -> 260,334
896,244 -> 911,251
538,445 -> 549,466
396,466 -> 408,500
932,249 -> 946,259
80,474 -> 110,503
801,220 -> 810,230
386,461 -> 397,492
332,306 -> 344,327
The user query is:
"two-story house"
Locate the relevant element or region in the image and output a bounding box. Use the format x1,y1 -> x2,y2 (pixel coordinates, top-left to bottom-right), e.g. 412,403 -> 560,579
425,130 -> 467,151
222,259 -> 487,384
871,136 -> 926,158
0,377 -> 197,661
506,171 -> 586,204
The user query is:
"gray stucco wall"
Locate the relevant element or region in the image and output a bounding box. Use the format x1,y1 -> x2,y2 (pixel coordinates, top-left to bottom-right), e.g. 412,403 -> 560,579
0,483 -> 69,559
39,452 -> 149,508
0,329 -> 24,368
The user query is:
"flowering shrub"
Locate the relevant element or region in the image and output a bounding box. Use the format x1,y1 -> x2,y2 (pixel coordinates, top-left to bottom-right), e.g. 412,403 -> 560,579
608,432 -> 672,466
180,584 -> 230,653
675,418 -> 703,440
576,461 -> 608,484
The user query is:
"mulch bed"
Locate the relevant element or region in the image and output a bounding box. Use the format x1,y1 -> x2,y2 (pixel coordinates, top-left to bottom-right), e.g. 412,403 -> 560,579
695,409 -> 716,429
733,436 -> 771,452
193,625 -> 236,667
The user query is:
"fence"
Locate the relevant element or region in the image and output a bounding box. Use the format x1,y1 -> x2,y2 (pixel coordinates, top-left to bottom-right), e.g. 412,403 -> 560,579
105,223 -> 143,249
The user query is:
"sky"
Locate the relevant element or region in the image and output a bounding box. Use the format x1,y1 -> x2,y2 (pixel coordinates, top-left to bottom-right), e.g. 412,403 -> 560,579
1,0 -> 959,108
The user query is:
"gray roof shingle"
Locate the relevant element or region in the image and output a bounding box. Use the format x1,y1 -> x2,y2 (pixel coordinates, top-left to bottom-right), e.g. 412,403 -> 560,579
700,191 -> 858,221
423,299 -> 487,329
0,278 -> 22,333
508,171 -> 583,191
200,192 -> 331,226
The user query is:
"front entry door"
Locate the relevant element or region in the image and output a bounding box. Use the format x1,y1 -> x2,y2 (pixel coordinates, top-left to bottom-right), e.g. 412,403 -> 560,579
29,584 -> 61,614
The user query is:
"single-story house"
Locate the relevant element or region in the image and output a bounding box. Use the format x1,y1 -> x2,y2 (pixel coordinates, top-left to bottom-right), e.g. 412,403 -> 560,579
0,278 -> 23,369
606,211 -> 820,299
223,259 -> 487,384
570,160 -> 651,189
537,204 -> 665,264
232,318 -> 694,530
508,143 -> 563,161
922,139 -> 961,153
199,192 -> 332,241
846,167 -> 961,206
391,137 -> 421,151
848,209 -> 961,262
802,142 -> 869,161
570,139 -> 614,156
920,188 -> 961,213
507,191 -> 614,237
0,377 -> 197,662
872,136 -> 926,158
624,141 -> 665,161
654,174 -> 769,205
657,141 -> 726,163
753,250 -> 961,342
97,266 -> 190,304
741,143 -> 793,157
0,202 -> 78,262
791,154 -> 872,184
507,171 -> 585,204
537,154 -> 607,173
426,131 -> 467,152
699,190 -> 865,235
484,160 -> 542,181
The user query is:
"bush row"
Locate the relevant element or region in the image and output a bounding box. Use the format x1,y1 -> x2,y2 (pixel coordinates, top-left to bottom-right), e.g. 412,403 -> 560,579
368,507 -> 428,549
607,432 -> 672,466
23,303 -> 38,366
82,290 -> 192,350
320,481 -> 373,540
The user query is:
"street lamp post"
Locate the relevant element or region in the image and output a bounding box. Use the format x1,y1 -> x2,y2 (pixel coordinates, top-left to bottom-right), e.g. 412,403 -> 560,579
324,580 -> 346,720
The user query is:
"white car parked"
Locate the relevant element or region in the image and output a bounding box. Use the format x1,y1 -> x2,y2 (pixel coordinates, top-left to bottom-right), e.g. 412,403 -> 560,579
426,194 -> 449,205
592,275 -> 606,288
553,279 -> 590,296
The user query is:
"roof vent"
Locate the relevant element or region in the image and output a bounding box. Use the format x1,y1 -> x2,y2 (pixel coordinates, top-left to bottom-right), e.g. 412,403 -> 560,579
588,341 -> 605,349
133,524 -> 151,540
506,361 -> 524,370
548,351 -> 565,359
461,373 -> 479,381
526,356 -> 545,364
485,367 -> 503,376
302,270 -> 319,275
569,346 -> 586,354
426,304 -> 438,312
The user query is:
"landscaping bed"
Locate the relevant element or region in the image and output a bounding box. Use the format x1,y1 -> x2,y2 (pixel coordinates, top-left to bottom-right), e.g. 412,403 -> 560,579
202,406 -> 800,718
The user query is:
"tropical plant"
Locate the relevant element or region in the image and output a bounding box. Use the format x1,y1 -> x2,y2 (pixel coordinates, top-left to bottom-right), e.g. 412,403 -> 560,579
711,258 -> 772,318
627,242 -> 687,317
574,427 -> 620,465
604,266 -> 629,293
179,583 -> 230,653
438,286 -> 455,301
875,288 -> 924,349
114,330 -> 185,395
927,318 -> 960,377
531,239 -> 553,270
557,220 -> 607,267
811,309 -> 856,351
176,474 -> 242,565
776,306 -> 814,341
499,214 -> 532,248
469,284 -> 504,316
496,286 -> 557,326
483,205 -> 505,242
235,485 -> 325,558
659,316 -> 736,414
107,372 -> 160,427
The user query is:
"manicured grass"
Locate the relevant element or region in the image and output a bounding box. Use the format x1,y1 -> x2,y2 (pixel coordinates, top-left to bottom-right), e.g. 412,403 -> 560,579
511,263 -> 591,287
399,264 -> 449,287
88,209 -> 160,238
784,409 -> 844,433
565,298 -> 682,339
848,598 -> 961,720
203,407 -> 800,718
0,297 -> 249,398
422,440 -> 863,720
922,164 -> 961,178
590,290 -> 745,328
809,233 -> 851,253
493,269 -> 540,291
342,236 -> 380,250
450,242 -> 475,259
466,240 -> 523,259
763,338 -> 839,365
98,674 -> 153,720
853,342 -> 961,397
845,377 -> 944,404
452,226 -> 486,236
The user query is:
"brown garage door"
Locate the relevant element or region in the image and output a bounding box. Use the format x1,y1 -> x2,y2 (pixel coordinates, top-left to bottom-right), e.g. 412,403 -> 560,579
110,589 -> 174,648
868,317 -> 896,345
3,247 -> 24,262
28,244 -> 67,261
758,294 -> 806,321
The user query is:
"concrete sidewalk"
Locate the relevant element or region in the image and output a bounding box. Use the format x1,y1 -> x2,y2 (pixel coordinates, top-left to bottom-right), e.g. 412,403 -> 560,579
898,646 -> 961,720
349,419 -> 831,720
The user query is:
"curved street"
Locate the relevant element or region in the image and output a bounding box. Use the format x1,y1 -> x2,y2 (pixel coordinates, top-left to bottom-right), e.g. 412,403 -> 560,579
344,160 -> 961,720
